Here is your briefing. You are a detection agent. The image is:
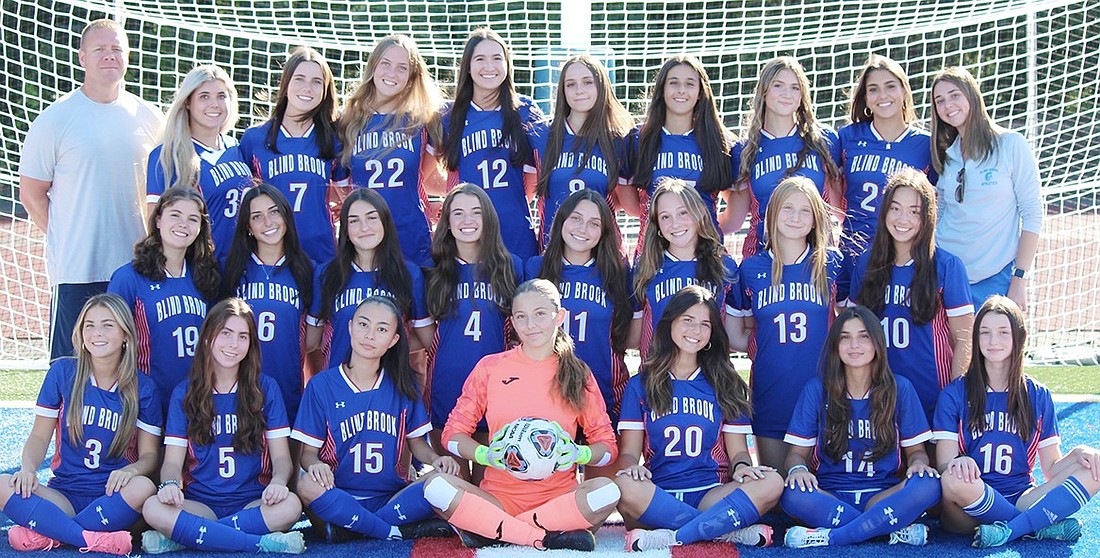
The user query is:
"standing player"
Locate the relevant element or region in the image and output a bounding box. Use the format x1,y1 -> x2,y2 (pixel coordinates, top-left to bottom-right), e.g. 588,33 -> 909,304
1,294 -> 161,555
293,297 -> 460,542
141,299 -> 304,554
632,180 -> 739,363
526,190 -> 634,429
306,188 -> 433,369
732,177 -> 843,471
725,57 -> 842,259
850,169 -> 973,421
425,184 -> 522,473
423,280 -> 620,551
837,55 -> 935,257
781,306 -> 940,548
630,55 -> 733,247
147,64 -> 253,263
930,68 -> 1042,310
937,296 -> 1099,547
532,54 -> 635,248
617,286 -> 782,551
19,18 -> 164,361
436,28 -> 546,260
222,185 -> 314,421
109,187 -> 221,412
338,35 -> 444,267
239,47 -> 345,265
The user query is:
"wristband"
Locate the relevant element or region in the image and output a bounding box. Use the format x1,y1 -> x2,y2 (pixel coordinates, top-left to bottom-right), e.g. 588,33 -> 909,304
157,479 -> 181,491
732,460 -> 752,472
787,464 -> 809,477
473,445 -> 490,466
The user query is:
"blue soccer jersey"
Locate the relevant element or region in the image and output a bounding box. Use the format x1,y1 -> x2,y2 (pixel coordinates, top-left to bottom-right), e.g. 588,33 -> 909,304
526,256 -> 630,422
307,260 -> 431,369
291,366 -> 431,500
347,115 -> 434,267
36,359 -> 162,498
732,127 -> 842,257
735,248 -> 842,438
164,376 -> 290,512
435,97 -> 546,260
531,127 -> 628,249
238,122 -> 347,265
425,255 -> 522,428
784,376 -> 932,492
848,250 -> 973,419
933,377 -> 1061,498
233,254 -> 310,420
638,253 -> 741,362
618,370 -> 752,490
838,123 -> 936,255
108,263 -> 209,411
147,136 -> 254,262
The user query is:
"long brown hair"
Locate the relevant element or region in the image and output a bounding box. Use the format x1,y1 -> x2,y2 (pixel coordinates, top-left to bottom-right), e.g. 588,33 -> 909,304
352,296 -> 420,401
133,186 -> 221,300
184,298 -> 266,453
965,296 -> 1033,442
66,294 -> 140,458
539,190 -> 631,354
857,169 -> 940,324
642,285 -> 750,420
930,67 -> 1001,173
848,55 -> 917,125
514,279 -> 589,411
426,184 -> 517,318
820,306 -> 897,462
265,46 -> 339,160
634,56 -> 732,194
536,55 -> 633,199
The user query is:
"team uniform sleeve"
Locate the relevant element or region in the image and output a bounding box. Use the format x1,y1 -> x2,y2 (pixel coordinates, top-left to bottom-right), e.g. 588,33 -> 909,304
106,265 -> 137,307
1032,381 -> 1061,449
723,412 -> 753,435
262,376 -> 291,439
722,256 -> 742,316
932,380 -> 964,442
305,262 -> 327,326
842,252 -> 868,307
407,262 -> 433,328
1006,133 -> 1043,235
405,396 -> 432,439
617,375 -> 646,432
34,361 -> 67,419
136,375 -> 164,436
521,100 -> 548,173
731,142 -> 747,191
728,265 -> 752,318
440,359 -> 491,445
524,256 -> 542,282
290,376 -> 329,448
940,251 -> 974,317
163,383 -> 190,447
145,147 -> 167,202
783,381 -> 822,447
896,378 -> 933,447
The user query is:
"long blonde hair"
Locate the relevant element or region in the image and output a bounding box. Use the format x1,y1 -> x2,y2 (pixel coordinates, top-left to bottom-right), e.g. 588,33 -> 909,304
67,294 -> 140,458
763,177 -> 831,297
158,65 -> 239,189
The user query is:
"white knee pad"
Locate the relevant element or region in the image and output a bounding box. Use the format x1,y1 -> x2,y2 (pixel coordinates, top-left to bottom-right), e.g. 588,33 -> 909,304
423,476 -> 460,512
585,482 -> 621,512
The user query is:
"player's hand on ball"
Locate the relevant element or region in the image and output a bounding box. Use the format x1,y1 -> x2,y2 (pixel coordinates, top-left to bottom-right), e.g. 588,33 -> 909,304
554,441 -> 592,471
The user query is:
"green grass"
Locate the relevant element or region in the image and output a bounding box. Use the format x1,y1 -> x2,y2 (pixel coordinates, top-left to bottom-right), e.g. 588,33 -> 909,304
1,365 -> 1097,402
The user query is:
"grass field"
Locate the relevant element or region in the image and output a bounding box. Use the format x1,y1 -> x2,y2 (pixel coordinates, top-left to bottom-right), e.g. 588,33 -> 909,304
1,365 -> 1097,402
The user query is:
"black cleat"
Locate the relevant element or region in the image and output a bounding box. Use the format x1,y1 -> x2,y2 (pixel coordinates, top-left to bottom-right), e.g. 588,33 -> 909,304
456,529 -> 504,548
399,518 -> 456,540
324,524 -> 363,544
541,529 -> 597,551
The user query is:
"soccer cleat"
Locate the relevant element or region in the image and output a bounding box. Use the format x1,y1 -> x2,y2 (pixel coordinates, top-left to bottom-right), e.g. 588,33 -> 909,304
257,531 -> 306,554
625,528 -> 678,552
973,521 -> 1012,548
715,524 -> 774,547
78,530 -> 133,555
323,524 -> 362,544
455,528 -> 503,549
1026,517 -> 1082,542
784,526 -> 830,548
888,523 -> 928,546
398,518 -> 456,540
541,529 -> 596,551
7,525 -> 62,551
141,530 -> 184,554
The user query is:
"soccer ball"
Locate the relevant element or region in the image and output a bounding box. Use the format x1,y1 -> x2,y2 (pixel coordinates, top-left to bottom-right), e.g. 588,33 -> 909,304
500,417 -> 560,481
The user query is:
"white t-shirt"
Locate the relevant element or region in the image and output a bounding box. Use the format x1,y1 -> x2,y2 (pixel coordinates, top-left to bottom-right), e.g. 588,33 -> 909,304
19,88 -> 164,285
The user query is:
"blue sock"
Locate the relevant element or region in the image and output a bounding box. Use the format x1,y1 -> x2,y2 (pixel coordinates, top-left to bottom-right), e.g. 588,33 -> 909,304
829,474 -> 940,546
73,492 -> 140,531
171,510 -> 262,551
675,488 -> 761,544
3,493 -> 87,548
963,483 -> 1019,523
1006,476 -> 1091,542
309,488 -> 394,540
637,487 -> 700,529
780,485 -> 859,528
218,506 -> 271,535
376,483 -> 436,525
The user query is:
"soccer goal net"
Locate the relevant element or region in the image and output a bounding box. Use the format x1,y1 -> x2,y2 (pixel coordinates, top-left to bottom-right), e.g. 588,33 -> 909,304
2,0 -> 1097,366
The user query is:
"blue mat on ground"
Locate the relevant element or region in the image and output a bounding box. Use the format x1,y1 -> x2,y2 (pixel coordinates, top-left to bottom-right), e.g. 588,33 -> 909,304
0,402 -> 1096,557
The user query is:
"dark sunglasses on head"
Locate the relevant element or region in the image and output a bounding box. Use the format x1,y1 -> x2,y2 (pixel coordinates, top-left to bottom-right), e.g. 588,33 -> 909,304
954,166 -> 966,203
